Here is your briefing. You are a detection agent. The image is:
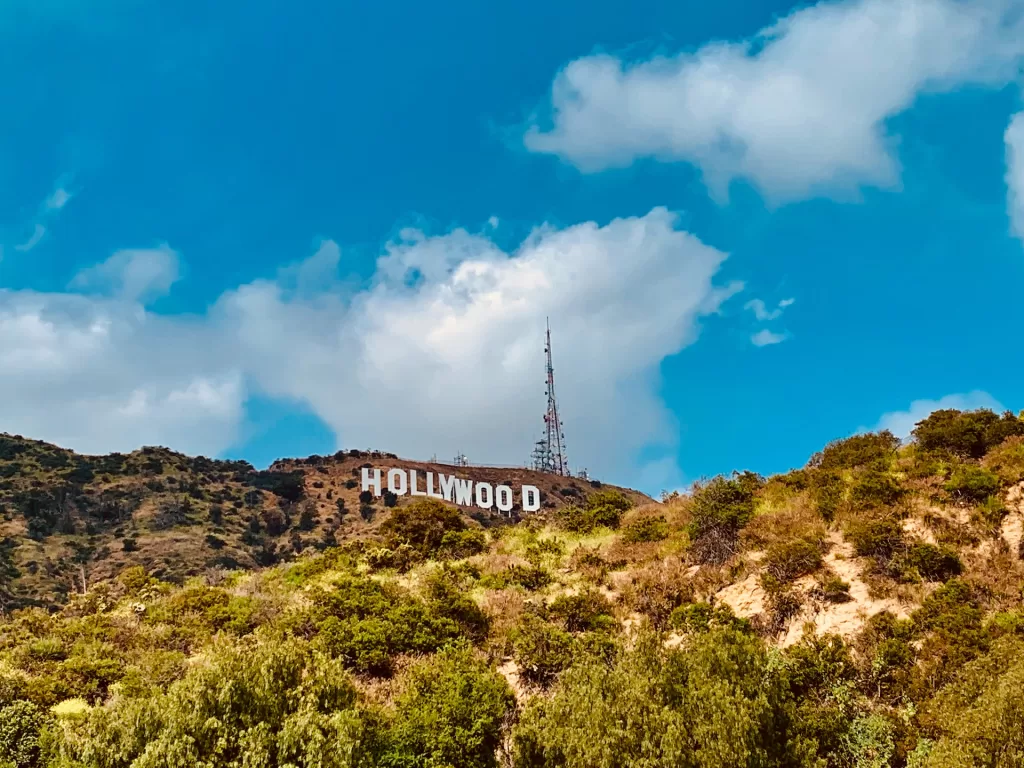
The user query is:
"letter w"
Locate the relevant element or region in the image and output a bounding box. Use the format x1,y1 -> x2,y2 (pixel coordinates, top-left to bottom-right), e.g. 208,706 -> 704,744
453,477 -> 473,506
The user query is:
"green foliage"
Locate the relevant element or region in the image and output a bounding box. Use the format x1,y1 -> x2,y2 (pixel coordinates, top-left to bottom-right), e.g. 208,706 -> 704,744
912,408 -> 1024,460
812,572 -> 852,603
688,472 -> 762,565
54,633 -> 370,768
850,470 -> 906,510
620,515 -> 668,543
982,434 -> 1024,485
809,469 -> 845,522
310,576 -> 464,676
668,602 -> 750,635
380,642 -> 514,768
894,543 -> 962,583
943,465 -> 999,504
547,589 -> 615,633
845,513 -> 904,560
380,499 -> 483,561
919,637 -> 1024,767
810,431 -> 902,471
555,490 -> 633,534
762,538 -> 824,586
0,701 -> 46,768
512,628 -> 819,768
510,614 -> 575,686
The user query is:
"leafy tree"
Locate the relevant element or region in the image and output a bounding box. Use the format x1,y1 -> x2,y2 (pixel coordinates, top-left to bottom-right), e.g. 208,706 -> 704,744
912,409 -> 1024,460
688,473 -> 762,565
810,431 -> 902,471
380,499 -> 481,560
379,642 -> 514,768
512,628 -> 818,768
53,633 -> 370,768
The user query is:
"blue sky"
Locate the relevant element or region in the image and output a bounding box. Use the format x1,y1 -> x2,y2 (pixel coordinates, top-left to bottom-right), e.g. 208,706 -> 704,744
2,0 -> 1023,495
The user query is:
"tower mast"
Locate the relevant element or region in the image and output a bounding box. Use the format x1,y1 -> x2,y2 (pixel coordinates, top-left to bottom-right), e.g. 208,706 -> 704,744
531,318 -> 569,475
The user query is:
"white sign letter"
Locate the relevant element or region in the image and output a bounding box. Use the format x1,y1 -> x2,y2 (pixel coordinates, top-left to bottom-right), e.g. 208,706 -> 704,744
409,470 -> 426,497
475,482 -> 494,510
439,473 -> 456,502
387,468 -> 408,496
522,485 -> 540,512
361,467 -> 381,496
426,472 -> 444,499
453,477 -> 473,506
496,485 -> 513,514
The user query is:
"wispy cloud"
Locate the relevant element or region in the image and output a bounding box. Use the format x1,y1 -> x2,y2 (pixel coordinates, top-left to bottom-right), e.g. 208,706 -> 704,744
14,224 -> 47,253
6,179 -> 76,254
751,329 -> 788,347
45,187 -> 73,211
744,297 -> 794,321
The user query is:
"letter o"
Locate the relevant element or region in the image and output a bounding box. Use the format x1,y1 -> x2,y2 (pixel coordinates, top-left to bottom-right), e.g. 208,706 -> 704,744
388,468 -> 408,495
496,485 -> 513,513
475,482 -> 494,509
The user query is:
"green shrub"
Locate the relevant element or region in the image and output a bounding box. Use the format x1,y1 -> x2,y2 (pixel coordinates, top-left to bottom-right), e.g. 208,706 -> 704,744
510,614 -> 575,686
668,602 -> 750,635
381,642 -> 514,768
913,408 -> 1024,460
895,543 -> 962,583
620,515 -> 669,544
482,564 -> 551,592
512,628 -> 816,767
620,560 -> 695,629
810,431 -> 902,471
0,701 -> 46,768
687,473 -> 762,565
762,539 -> 824,585
547,590 -> 615,633
845,513 -> 904,560
982,434 -> 1024,485
380,498 -> 478,559
55,634 -> 369,768
850,470 -> 905,509
555,490 -> 633,534
438,528 -> 486,559
809,469 -> 845,522
584,490 -> 632,528
944,465 -> 1000,504
812,572 -> 852,603
310,576 -> 464,676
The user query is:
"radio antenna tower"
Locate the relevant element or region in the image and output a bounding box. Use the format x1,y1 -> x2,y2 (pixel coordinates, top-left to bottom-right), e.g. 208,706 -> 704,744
531,318 -> 569,475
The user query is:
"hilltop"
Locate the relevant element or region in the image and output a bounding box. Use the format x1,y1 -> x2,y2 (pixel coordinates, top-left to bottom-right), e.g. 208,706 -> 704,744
0,434 -> 650,610
2,407 -> 1024,767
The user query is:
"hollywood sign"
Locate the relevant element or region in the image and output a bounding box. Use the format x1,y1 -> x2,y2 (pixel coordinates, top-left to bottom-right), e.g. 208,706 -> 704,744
362,467 -> 541,514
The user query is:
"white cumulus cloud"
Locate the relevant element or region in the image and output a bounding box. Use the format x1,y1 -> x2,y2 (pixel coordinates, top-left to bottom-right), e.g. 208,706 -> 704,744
866,390 -> 1005,439
525,0 -> 1024,204
0,289 -> 244,457
0,208 -> 742,489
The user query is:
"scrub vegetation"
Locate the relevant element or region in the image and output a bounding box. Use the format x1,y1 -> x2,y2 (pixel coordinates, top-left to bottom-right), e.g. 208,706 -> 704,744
2,407 -> 1024,766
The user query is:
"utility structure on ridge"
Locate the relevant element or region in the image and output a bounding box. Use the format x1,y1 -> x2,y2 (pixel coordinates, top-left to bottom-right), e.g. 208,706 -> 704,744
530,318 -> 569,476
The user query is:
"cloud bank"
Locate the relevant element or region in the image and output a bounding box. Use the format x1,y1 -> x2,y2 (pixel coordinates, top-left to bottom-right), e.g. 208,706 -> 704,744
0,208 -> 741,488
526,0 -> 1024,204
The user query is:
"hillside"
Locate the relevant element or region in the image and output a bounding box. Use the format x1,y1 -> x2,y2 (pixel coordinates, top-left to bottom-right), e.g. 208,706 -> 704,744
2,408 -> 1024,767
0,434 -> 650,611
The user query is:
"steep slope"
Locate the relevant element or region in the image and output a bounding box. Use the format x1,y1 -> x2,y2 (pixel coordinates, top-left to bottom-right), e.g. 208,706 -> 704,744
0,433 -> 651,610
